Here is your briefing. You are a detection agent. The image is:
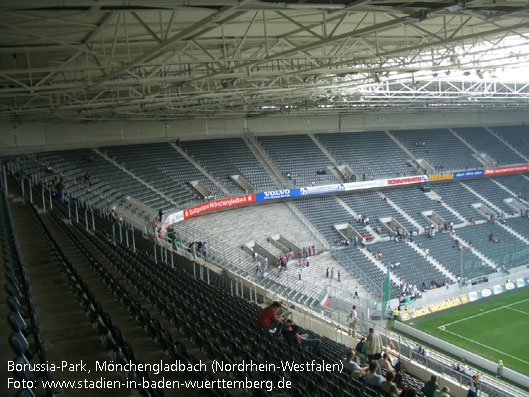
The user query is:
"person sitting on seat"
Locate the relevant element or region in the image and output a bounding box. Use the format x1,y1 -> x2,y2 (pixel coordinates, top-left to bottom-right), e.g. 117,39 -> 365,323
282,319 -> 321,353
378,352 -> 395,373
433,386 -> 451,397
422,375 -> 440,397
256,301 -> 283,337
343,350 -> 368,378
381,371 -> 402,396
364,361 -> 384,388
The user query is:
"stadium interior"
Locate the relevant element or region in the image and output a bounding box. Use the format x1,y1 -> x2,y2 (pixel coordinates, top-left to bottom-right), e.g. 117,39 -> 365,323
2,1 -> 529,397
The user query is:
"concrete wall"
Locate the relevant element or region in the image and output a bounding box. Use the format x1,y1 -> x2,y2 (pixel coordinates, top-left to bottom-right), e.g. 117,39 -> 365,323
1,109 -> 529,155
394,321 -> 529,389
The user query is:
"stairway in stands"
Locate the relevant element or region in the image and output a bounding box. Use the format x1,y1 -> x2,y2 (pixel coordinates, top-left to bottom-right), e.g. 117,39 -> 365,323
6,184 -> 128,396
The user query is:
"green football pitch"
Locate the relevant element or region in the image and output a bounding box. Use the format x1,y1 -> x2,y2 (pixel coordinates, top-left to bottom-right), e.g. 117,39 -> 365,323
406,286 -> 529,376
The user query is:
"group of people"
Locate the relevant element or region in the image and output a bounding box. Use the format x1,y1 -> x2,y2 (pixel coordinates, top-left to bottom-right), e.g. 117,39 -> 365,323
451,360 -> 482,396
255,302 -> 321,353
325,266 -> 341,282
344,329 -> 425,397
338,237 -> 358,247
108,206 -> 123,222
255,259 -> 268,277
489,212 -> 506,224
188,240 -> 207,260
275,252 -> 290,273
398,279 -> 434,298
48,176 -> 68,203
393,227 -> 407,242
358,214 -> 370,226
298,245 -> 316,258
256,301 -> 469,397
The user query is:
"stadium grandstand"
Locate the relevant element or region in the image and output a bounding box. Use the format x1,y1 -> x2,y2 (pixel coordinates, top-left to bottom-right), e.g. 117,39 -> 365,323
2,1 -> 529,397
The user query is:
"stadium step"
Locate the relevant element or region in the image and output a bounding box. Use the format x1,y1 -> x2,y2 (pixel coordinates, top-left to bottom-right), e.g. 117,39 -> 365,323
407,241 -> 457,282
8,200 -> 128,397
94,148 -> 179,209
169,142 -> 231,196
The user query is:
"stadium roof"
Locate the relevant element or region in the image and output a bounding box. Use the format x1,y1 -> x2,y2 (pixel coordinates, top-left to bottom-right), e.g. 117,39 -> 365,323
1,0 -> 529,122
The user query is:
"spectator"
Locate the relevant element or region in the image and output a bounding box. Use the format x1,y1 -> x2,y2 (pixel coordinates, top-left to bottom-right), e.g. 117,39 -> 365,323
84,171 -> 91,187
433,387 -> 451,397
381,371 -> 402,396
158,209 -> 164,224
378,352 -> 395,373
467,374 -> 479,397
422,375 -> 440,397
496,360 -> 503,378
57,178 -> 66,203
169,231 -> 178,252
364,361 -> 384,388
189,242 -> 197,259
366,327 -> 383,361
256,301 -> 283,337
282,319 -> 321,353
343,350 -> 368,377
356,337 -> 366,355
348,305 -> 357,337
202,241 -> 207,261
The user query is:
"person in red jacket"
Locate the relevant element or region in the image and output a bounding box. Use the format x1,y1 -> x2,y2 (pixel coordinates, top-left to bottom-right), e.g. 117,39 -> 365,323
256,301 -> 283,337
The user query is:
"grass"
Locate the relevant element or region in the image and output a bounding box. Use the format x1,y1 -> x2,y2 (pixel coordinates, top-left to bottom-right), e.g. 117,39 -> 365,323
406,286 -> 529,376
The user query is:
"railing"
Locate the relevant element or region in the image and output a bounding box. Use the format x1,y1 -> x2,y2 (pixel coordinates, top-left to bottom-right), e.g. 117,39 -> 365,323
13,166 -> 527,397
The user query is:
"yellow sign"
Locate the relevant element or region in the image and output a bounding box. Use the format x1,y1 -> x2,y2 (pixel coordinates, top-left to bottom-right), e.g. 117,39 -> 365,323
428,172 -> 454,182
401,295 -> 469,320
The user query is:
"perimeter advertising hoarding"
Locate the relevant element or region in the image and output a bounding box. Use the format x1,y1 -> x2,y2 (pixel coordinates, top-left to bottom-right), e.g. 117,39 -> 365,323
183,194 -> 255,219
175,163 -> 528,223
400,280 -> 529,321
300,184 -> 346,195
343,179 -> 386,190
484,164 -> 529,175
254,189 -> 300,201
400,295 -> 470,321
299,179 -> 386,196
427,172 -> 454,182
384,175 -> 428,186
454,169 -> 484,179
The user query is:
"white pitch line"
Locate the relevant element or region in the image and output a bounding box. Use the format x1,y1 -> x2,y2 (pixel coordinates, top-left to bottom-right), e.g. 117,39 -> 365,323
506,307 -> 529,316
440,297 -> 529,328
442,329 -> 529,366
